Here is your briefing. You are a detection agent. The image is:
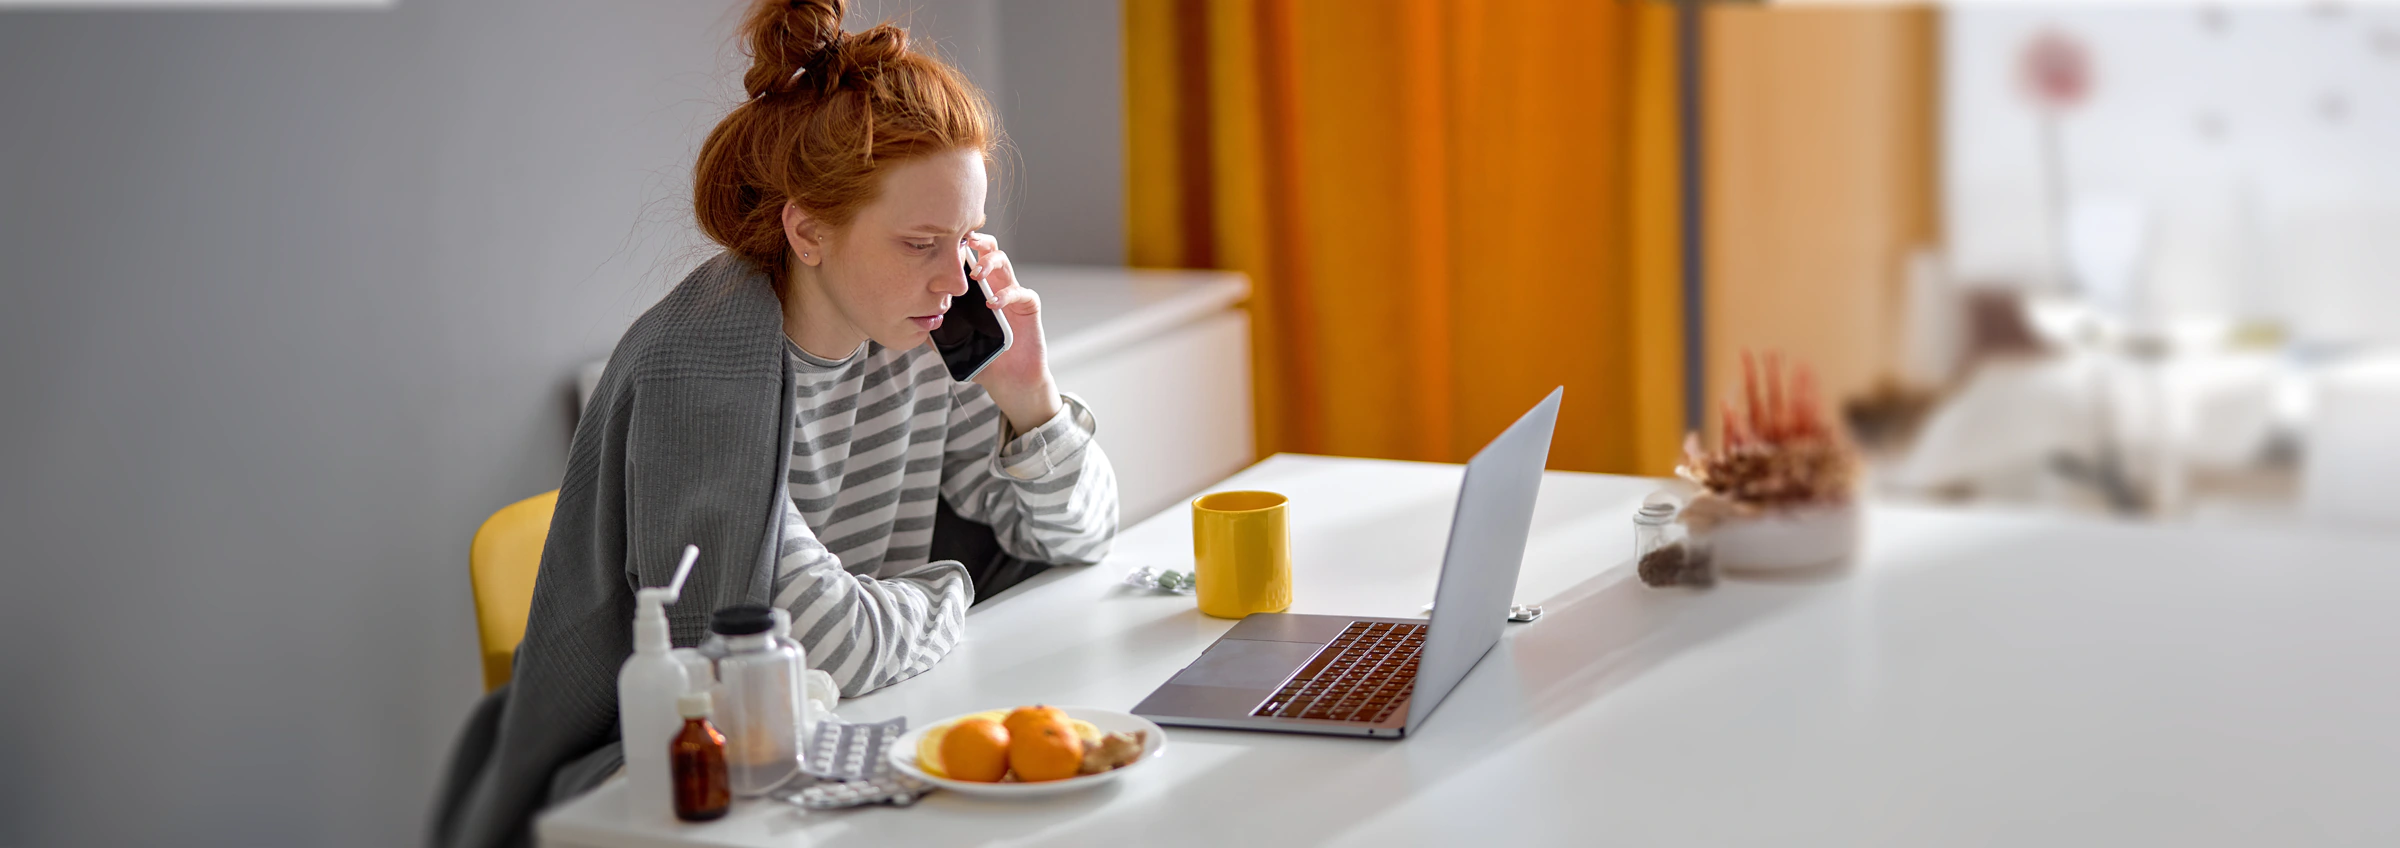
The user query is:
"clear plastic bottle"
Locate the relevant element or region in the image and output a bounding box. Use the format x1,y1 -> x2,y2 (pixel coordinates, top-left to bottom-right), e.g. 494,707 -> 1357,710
706,605 -> 805,796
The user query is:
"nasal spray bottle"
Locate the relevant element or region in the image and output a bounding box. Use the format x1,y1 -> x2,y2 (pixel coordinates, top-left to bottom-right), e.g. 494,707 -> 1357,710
619,544 -> 699,823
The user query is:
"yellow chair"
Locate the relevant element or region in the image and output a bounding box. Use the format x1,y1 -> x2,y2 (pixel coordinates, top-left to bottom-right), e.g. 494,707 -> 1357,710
469,490 -> 559,691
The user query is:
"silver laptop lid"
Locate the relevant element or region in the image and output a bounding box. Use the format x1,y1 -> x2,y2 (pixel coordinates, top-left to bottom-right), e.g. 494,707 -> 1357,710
1405,387 -> 1561,730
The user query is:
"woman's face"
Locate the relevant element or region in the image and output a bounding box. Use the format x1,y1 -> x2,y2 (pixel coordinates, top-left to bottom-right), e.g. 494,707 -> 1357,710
801,149 -> 989,353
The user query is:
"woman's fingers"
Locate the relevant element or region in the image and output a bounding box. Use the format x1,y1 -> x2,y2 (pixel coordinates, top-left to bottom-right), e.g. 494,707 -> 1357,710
966,233 -> 1034,316
971,248 -> 1016,298
966,233 -> 1002,277
990,284 -> 1041,317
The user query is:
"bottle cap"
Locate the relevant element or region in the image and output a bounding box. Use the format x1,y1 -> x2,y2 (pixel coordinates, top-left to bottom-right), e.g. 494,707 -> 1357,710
677,690 -> 713,719
708,604 -> 775,636
1633,502 -> 1678,525
1635,490 -> 1685,523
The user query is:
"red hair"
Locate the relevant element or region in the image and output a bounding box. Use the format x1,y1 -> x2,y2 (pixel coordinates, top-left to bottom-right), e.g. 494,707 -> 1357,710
694,0 -> 998,288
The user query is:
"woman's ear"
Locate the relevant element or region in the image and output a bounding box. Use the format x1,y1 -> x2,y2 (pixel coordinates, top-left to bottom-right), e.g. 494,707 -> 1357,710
782,202 -> 825,266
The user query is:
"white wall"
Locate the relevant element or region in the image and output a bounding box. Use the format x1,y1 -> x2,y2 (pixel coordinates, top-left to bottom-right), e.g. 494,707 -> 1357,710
0,5 -> 746,845
0,1 -> 1124,846
851,0 -> 1126,264
993,0 -> 1126,264
1943,5 -> 2400,343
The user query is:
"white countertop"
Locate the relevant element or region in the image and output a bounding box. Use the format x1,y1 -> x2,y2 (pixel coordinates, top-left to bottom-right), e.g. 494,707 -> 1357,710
1009,265 -> 1247,371
540,454 -> 2400,847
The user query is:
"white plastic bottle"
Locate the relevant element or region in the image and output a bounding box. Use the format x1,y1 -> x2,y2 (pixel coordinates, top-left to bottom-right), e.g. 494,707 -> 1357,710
671,647 -> 714,696
767,608 -> 821,744
618,545 -> 699,824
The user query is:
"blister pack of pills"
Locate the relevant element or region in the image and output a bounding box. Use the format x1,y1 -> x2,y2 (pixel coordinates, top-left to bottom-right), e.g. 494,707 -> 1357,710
773,716 -> 932,809
1122,565 -> 1197,595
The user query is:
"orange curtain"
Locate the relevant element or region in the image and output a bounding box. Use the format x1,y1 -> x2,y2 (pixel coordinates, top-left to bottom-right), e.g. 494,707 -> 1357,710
1126,0 -> 1687,475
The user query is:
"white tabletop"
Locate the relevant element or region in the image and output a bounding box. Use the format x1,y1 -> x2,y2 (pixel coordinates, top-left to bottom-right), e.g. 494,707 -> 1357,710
539,454 -> 2400,847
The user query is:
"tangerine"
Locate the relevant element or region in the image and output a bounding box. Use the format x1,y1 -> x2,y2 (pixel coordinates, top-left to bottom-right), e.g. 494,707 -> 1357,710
1003,705 -> 1069,741
938,717 -> 1011,783
1008,717 -> 1085,782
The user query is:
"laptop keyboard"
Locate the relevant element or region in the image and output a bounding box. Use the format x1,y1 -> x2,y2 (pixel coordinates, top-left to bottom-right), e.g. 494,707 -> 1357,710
1252,621 -> 1424,723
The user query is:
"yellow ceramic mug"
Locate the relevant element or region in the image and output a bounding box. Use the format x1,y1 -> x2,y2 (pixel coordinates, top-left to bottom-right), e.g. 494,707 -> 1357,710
1192,491 -> 1294,619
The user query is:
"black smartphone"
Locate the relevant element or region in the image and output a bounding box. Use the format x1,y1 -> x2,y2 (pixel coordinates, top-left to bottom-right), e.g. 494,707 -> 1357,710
931,256 -> 1013,382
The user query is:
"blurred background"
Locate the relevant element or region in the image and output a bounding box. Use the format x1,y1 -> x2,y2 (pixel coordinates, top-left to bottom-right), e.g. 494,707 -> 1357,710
2,1 -> 2395,846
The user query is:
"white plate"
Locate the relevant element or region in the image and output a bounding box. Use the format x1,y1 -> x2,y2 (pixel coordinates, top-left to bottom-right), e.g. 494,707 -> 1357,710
887,706 -> 1166,798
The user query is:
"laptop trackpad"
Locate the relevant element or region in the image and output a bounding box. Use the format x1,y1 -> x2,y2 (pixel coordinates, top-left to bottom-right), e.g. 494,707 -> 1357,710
1168,639 -> 1322,690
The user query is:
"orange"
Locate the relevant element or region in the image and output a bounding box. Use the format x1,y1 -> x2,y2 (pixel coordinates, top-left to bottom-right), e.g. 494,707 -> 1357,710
938,717 -> 1011,783
1003,705 -> 1068,741
1008,717 -> 1085,782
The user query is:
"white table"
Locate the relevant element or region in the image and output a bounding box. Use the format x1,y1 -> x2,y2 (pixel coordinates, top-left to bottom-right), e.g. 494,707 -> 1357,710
540,455 -> 2400,847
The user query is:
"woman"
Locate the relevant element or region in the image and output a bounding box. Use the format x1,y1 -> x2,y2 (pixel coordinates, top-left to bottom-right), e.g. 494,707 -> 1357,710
432,2 -> 1117,844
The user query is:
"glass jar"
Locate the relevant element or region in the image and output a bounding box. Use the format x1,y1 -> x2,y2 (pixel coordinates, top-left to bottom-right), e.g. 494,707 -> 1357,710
1633,493 -> 1713,587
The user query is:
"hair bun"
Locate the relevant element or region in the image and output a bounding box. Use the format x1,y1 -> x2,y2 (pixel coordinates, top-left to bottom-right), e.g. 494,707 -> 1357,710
696,0 -> 996,289
740,0 -> 848,100
804,25 -> 907,93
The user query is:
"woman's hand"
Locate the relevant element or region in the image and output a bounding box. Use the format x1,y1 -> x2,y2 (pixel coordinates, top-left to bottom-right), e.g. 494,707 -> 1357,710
964,233 -> 1062,434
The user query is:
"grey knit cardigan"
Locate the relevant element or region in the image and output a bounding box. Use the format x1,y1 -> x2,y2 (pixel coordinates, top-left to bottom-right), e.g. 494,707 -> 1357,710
429,251 -> 981,847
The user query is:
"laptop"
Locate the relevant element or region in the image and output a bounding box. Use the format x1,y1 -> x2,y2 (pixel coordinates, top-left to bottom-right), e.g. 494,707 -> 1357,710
1132,387 -> 1562,738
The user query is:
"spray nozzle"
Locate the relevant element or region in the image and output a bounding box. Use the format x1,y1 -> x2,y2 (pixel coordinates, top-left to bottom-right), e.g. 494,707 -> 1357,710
631,544 -> 700,653
637,544 -> 700,607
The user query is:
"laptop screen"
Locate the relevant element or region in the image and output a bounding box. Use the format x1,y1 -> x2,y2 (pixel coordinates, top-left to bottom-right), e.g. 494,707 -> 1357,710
1406,387 -> 1561,729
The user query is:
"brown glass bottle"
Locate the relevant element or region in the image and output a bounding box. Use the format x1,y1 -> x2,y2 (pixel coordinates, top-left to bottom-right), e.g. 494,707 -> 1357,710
670,692 -> 731,822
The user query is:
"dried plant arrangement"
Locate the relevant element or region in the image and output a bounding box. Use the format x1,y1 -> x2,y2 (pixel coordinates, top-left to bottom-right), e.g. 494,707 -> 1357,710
1676,351 -> 1860,532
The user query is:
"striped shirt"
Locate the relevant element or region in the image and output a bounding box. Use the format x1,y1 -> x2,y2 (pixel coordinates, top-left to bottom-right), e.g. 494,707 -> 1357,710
770,338 -> 1118,697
